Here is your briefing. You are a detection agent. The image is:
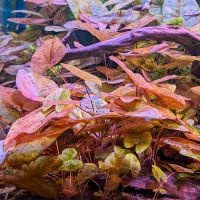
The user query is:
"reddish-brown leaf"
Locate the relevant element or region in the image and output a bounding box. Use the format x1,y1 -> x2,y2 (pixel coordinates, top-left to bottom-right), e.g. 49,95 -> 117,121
120,102 -> 176,120
4,107 -> 74,151
163,137 -> 200,161
0,63 -> 4,72
31,37 -> 66,74
0,86 -> 40,113
62,63 -> 102,87
122,15 -> 158,30
109,56 -> 188,109
96,66 -> 122,80
64,21 -> 117,41
191,86 -> 200,96
16,68 -> 58,101
8,18 -> 52,25
169,164 -> 194,173
25,0 -> 67,5
0,86 -> 16,106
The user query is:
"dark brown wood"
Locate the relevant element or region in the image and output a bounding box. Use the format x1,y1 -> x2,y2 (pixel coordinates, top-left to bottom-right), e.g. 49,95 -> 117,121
64,25 -> 200,61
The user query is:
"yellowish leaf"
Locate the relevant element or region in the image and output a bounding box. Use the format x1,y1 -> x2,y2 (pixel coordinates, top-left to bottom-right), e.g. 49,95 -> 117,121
77,163 -> 97,184
122,153 -> 141,177
67,0 -> 80,19
60,160 -> 83,172
135,131 -> 152,154
59,148 -> 77,162
42,88 -> 71,112
104,152 -> 119,170
152,165 -> 167,183
114,146 -> 130,158
124,134 -> 138,149
124,131 -> 152,154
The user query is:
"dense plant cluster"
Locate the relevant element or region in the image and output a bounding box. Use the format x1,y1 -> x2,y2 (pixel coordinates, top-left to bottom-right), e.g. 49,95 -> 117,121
0,0 -> 200,199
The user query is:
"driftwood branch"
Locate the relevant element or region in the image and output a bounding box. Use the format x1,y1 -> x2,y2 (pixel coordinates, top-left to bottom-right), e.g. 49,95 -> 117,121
64,25 -> 200,61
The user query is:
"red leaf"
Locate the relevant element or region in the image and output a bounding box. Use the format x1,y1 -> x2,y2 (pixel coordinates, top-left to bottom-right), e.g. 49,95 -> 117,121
191,86 -> 200,96
16,68 -> 58,101
25,0 -> 67,5
109,56 -> 188,110
31,37 -> 66,74
8,18 -> 52,25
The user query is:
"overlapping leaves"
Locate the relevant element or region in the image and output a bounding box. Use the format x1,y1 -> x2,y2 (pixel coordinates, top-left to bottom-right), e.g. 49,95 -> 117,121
0,0 -> 200,199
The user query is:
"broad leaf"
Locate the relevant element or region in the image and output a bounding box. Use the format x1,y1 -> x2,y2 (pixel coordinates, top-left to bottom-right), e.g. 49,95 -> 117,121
6,126 -> 67,166
0,103 -> 20,124
67,0 -> 80,19
8,18 -> 52,25
162,0 -> 200,27
122,15 -> 158,30
122,153 -> 141,177
11,10 -> 45,18
59,148 -> 78,161
0,141 -> 7,166
110,56 -> 188,109
67,0 -> 107,19
16,68 -> 58,101
105,174 -> 122,192
31,37 -> 65,74
60,160 -> 83,172
25,0 -> 67,5
164,137 -> 200,160
76,163 -> 97,184
104,152 -> 120,170
152,165 -> 167,183
123,102 -> 176,120
124,131 -> 152,154
191,86 -> 200,96
114,146 -> 130,158
169,164 -> 194,173
42,88 -> 71,112
64,20 -> 116,41
4,108 -> 69,150
1,156 -> 62,198
111,0 -> 135,12
62,63 -> 102,87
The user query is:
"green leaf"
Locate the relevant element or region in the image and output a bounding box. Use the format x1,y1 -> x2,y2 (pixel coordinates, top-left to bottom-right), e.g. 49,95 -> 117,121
60,160 -> 83,172
114,146 -> 130,159
59,148 -> 78,162
55,89 -> 71,112
104,152 -> 119,170
124,133 -> 138,149
77,163 -> 97,184
122,153 -> 141,177
2,156 -> 62,198
135,131 -> 152,154
7,135 -> 59,167
27,156 -> 63,177
152,165 -> 167,183
124,131 -> 152,154
67,0 -> 80,18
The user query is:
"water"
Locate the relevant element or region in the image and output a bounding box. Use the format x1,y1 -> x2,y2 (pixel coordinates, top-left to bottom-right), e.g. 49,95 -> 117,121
0,0 -> 25,32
